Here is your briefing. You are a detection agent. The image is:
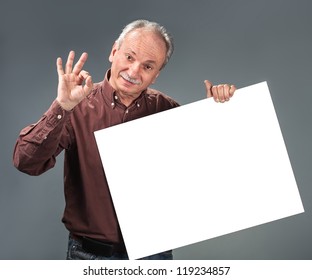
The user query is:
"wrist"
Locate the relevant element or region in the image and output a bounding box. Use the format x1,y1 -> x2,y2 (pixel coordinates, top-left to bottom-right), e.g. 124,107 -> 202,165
55,98 -> 75,111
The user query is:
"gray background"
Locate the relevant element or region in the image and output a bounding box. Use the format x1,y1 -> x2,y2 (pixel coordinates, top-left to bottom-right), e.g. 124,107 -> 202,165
1,0 -> 311,259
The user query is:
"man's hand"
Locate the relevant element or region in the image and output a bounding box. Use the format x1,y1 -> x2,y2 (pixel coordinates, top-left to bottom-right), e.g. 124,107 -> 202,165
204,80 -> 236,103
56,51 -> 93,111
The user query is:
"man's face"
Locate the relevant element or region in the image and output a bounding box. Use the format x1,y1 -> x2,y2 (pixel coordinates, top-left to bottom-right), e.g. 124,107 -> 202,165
108,29 -> 167,100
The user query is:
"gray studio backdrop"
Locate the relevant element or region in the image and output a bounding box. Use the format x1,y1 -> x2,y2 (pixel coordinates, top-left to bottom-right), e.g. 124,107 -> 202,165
1,0 -> 311,259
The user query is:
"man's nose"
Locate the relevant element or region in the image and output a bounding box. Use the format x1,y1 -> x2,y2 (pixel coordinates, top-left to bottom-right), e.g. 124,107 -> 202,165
128,63 -> 140,77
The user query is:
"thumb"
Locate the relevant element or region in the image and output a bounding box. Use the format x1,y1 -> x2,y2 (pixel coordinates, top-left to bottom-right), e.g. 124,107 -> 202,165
204,80 -> 213,98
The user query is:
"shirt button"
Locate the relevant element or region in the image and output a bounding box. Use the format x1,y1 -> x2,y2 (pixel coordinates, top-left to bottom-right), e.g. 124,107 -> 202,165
125,109 -> 129,114
137,103 -> 140,107
57,114 -> 62,120
111,102 -> 115,107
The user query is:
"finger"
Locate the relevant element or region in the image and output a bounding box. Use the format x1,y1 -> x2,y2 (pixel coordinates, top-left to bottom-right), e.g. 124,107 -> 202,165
56,57 -> 64,76
229,84 -> 236,98
211,85 -> 219,102
217,84 -> 226,103
72,52 -> 88,75
78,70 -> 91,84
204,80 -> 213,98
78,70 -> 93,96
223,84 -> 231,101
65,50 -> 75,74
83,75 -> 93,96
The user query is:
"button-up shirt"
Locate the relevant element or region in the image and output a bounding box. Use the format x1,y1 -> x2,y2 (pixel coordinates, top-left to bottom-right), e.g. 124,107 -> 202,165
13,70 -> 179,244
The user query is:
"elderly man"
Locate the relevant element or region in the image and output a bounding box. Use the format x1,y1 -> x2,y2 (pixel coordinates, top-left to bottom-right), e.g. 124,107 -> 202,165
13,19 -> 235,260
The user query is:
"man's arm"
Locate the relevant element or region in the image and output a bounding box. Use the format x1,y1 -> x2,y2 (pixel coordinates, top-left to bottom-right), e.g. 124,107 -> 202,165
13,51 -> 92,175
13,101 -> 72,175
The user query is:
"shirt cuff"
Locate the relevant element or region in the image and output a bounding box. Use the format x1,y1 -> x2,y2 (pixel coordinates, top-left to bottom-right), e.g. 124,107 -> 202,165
45,99 -> 72,128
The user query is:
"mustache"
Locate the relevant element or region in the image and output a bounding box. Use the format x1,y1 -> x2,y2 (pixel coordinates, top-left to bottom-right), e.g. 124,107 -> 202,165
120,72 -> 141,85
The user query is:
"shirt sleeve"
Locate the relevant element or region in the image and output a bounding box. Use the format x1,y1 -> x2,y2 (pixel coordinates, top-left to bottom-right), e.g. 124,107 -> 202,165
13,100 -> 73,176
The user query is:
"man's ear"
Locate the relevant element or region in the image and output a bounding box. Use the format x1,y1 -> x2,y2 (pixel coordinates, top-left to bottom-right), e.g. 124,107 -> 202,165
109,42 -> 118,63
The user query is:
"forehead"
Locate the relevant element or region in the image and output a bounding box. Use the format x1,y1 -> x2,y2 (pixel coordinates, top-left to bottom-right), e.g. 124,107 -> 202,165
121,29 -> 167,64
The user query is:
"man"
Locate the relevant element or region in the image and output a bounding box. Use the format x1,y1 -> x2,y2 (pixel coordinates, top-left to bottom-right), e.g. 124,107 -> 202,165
13,19 -> 236,260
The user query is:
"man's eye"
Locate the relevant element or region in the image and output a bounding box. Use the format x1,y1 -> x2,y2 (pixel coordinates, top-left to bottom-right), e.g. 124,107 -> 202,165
126,55 -> 132,60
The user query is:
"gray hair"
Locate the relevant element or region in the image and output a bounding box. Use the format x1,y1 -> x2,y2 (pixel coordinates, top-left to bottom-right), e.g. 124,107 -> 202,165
115,19 -> 174,69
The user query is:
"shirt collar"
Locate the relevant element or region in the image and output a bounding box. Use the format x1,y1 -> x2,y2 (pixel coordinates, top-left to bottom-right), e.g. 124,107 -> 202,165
103,69 -> 147,108
103,69 -> 116,101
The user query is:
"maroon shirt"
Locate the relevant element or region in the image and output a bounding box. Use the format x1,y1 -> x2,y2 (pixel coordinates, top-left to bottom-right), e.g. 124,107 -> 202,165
13,70 -> 179,244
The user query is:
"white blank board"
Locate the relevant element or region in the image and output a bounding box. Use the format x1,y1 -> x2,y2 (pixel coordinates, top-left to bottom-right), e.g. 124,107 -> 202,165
94,81 -> 304,260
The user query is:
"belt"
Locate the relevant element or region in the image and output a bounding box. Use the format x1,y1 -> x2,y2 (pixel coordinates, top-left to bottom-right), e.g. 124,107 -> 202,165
71,234 -> 127,257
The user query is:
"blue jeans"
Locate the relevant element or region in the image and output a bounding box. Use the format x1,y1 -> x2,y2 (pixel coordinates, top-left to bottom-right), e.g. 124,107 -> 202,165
66,235 -> 173,260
